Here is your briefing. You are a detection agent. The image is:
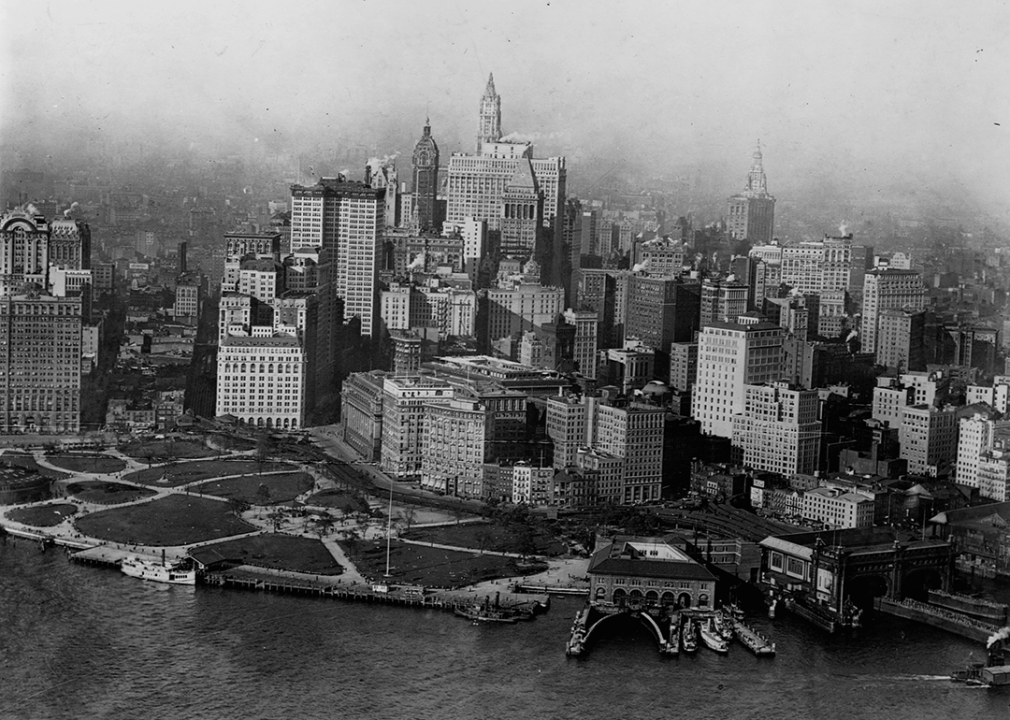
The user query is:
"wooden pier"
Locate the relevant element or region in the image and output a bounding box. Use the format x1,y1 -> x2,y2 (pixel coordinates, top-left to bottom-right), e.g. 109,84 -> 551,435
201,568 -> 550,617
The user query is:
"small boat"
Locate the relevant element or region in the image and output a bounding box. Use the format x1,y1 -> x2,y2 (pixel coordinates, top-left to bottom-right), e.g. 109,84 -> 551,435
681,619 -> 698,653
699,618 -> 729,654
715,610 -> 735,641
120,554 -> 196,585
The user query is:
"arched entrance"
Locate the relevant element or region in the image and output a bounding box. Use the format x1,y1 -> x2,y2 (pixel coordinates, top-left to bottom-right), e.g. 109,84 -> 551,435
661,591 -> 676,607
847,574 -> 890,611
612,588 -> 627,604
678,592 -> 692,608
645,590 -> 659,605
902,568 -> 944,602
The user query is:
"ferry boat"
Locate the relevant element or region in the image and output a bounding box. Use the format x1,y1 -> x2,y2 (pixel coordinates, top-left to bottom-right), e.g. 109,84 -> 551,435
699,618 -> 729,654
120,555 -> 196,585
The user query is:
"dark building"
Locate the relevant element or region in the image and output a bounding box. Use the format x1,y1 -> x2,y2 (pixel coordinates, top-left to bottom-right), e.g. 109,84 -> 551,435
624,275 -> 701,379
412,119 -> 440,231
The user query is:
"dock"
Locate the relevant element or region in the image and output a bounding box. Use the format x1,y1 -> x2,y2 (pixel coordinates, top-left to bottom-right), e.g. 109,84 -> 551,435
732,618 -> 776,656
201,567 -> 550,617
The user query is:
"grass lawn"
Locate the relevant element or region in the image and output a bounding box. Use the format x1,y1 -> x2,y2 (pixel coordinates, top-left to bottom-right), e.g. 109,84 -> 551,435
403,521 -> 567,557
5,503 -> 77,527
191,534 -> 342,575
74,495 -> 256,546
119,439 -> 217,461
200,472 -> 314,505
45,454 -> 127,474
343,538 -> 546,587
65,481 -> 156,505
305,489 -> 370,514
124,459 -> 295,486
2,453 -> 69,480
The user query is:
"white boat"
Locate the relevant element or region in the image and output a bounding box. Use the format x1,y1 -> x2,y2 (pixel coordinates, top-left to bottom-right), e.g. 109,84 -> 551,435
699,618 -> 729,654
681,619 -> 698,653
121,555 -> 196,585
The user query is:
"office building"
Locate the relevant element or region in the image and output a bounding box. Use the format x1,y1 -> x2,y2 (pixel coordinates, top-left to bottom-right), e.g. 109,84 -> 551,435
899,404 -> 958,477
860,269 -> 925,355
412,119 -> 440,231
877,309 -> 926,372
692,319 -> 784,438
564,308 -> 599,379
726,144 -> 775,245
215,333 -> 306,430
731,382 -> 821,476
0,293 -> 82,433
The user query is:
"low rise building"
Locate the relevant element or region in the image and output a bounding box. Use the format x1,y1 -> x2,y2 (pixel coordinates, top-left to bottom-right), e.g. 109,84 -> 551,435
588,536 -> 717,610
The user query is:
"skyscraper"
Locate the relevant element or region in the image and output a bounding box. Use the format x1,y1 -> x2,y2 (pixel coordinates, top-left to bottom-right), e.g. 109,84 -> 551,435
727,143 -> 775,245
860,268 -> 925,355
692,319 -> 784,438
446,75 -> 566,282
477,73 -> 502,153
499,156 -> 543,256
411,119 -> 440,231
289,177 -> 385,337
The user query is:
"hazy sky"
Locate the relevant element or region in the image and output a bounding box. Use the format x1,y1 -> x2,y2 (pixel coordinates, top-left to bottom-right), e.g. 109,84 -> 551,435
3,0 -> 1009,214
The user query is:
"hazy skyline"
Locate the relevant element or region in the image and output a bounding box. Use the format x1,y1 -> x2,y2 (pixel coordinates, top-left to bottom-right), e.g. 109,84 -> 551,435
2,0 -> 1009,220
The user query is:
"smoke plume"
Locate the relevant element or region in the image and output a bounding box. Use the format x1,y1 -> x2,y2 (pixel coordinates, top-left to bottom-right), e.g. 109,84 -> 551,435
407,252 -> 425,271
631,257 -> 651,273
63,201 -> 80,218
988,626 -> 1010,649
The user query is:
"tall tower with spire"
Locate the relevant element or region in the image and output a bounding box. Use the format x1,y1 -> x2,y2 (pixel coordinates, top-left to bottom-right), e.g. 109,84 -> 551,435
412,118 -> 440,231
477,73 -> 502,154
727,141 -> 775,245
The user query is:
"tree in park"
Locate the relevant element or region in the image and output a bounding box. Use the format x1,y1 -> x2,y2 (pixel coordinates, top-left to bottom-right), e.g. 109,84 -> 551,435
228,497 -> 250,517
256,483 -> 272,516
266,509 -> 286,533
401,505 -> 418,532
475,527 -> 494,555
312,512 -> 335,539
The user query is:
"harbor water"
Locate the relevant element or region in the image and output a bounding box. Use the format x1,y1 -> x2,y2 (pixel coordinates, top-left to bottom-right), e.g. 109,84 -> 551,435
1,541 -> 1005,720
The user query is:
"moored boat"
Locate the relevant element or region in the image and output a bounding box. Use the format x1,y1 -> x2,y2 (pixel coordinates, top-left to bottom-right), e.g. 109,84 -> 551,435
681,618 -> 697,653
699,618 -> 729,654
120,555 -> 196,585
454,604 -> 524,624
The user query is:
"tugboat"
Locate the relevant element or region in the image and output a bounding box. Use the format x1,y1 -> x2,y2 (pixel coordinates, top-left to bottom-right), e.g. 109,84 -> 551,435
455,593 -> 529,624
950,634 -> 1010,687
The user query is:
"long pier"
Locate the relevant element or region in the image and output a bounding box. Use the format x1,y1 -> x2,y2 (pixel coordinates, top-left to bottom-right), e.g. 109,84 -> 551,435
202,569 -> 549,616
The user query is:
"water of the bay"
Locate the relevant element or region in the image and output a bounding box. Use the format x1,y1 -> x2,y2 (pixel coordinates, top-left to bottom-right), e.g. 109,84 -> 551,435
0,541 -> 1005,720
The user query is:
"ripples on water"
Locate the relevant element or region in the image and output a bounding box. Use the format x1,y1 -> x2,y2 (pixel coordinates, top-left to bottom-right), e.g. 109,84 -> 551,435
1,541 -> 1006,720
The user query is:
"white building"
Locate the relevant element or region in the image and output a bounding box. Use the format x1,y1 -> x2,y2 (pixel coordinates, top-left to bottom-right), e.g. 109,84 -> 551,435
801,487 -> 875,529
215,333 -> 305,429
860,269 -> 925,355
511,463 -> 554,506
899,404 -> 958,477
731,382 -> 821,476
691,319 -> 784,438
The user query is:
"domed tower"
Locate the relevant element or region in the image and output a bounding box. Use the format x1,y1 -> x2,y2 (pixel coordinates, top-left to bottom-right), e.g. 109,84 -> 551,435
412,118 -> 440,231
477,73 -> 502,154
